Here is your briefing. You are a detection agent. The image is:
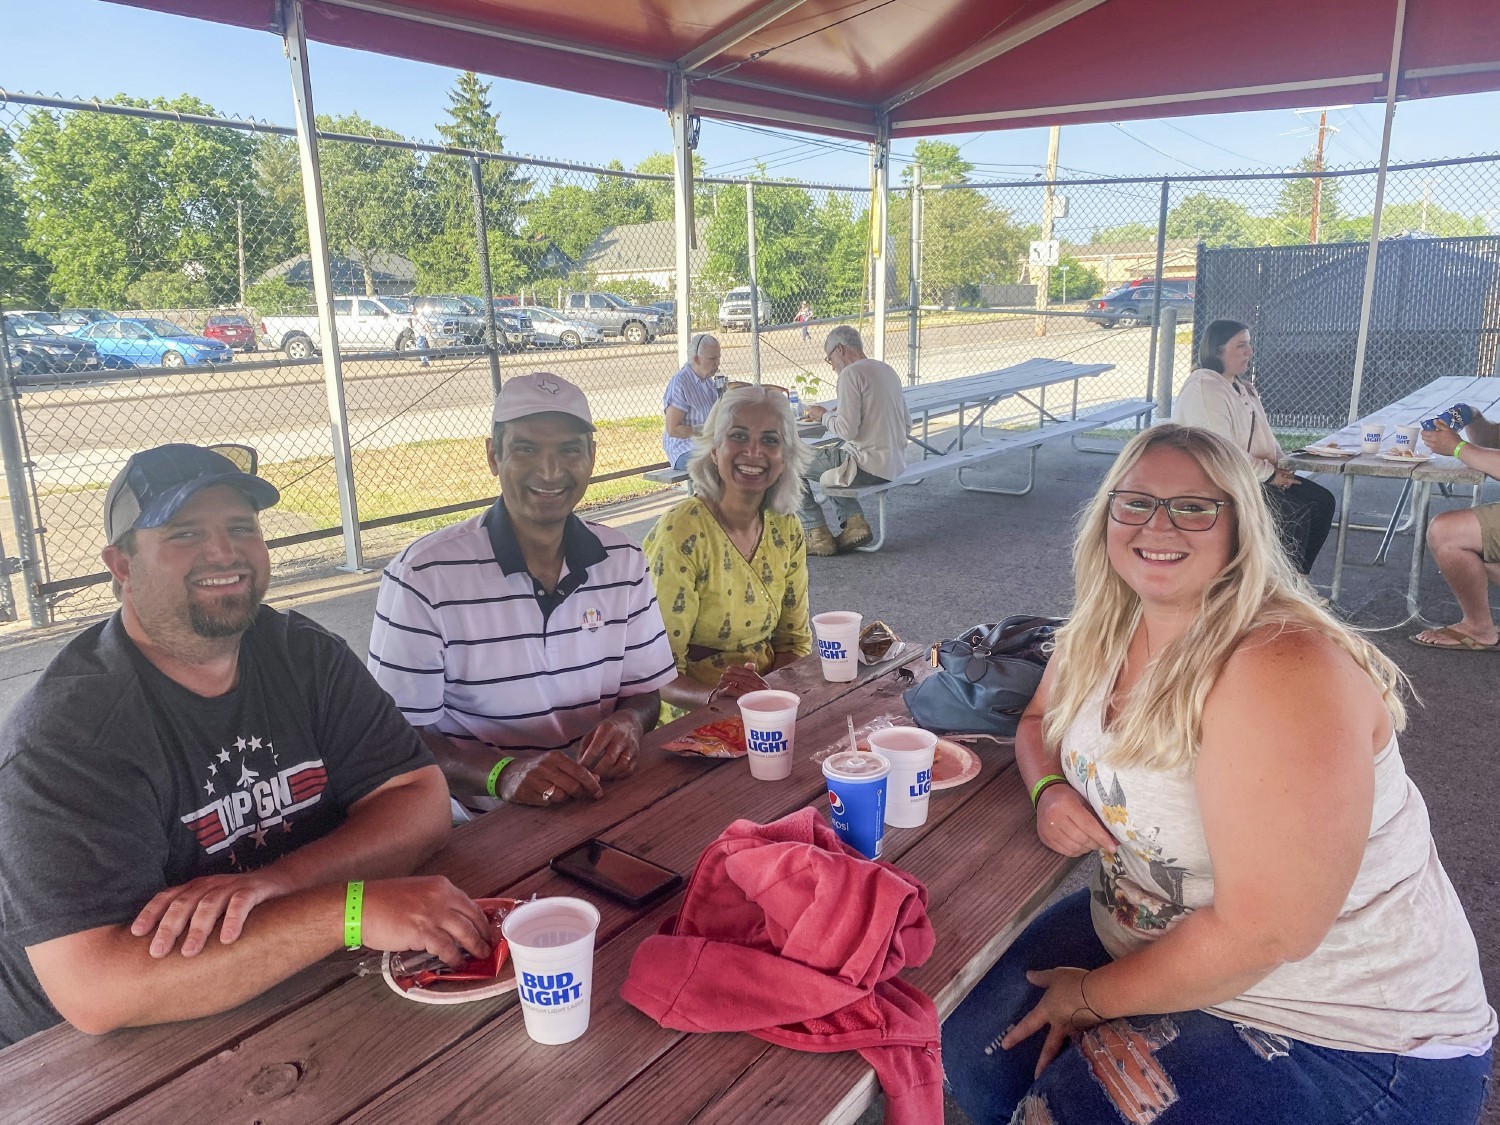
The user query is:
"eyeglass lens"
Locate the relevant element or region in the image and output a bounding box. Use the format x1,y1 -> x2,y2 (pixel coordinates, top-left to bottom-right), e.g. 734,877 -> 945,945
1109,491 -> 1223,531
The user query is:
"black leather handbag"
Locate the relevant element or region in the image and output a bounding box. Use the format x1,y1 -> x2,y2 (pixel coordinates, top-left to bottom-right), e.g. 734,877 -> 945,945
903,615 -> 1063,737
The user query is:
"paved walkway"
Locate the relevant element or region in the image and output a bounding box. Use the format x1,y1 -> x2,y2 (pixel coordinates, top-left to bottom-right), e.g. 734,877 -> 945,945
1,441 -> 1493,1123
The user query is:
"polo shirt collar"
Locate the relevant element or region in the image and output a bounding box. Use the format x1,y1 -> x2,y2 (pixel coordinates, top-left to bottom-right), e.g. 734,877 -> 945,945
483,498 -> 607,585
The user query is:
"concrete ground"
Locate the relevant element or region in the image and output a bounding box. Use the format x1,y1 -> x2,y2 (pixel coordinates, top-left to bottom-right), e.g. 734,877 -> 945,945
0,442 -> 1494,1123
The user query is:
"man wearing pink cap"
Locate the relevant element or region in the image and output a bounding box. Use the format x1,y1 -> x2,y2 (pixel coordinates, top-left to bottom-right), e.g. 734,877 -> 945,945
370,373 -> 677,816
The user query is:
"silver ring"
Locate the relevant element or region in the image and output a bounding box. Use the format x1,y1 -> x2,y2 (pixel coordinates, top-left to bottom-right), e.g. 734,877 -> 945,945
541,785 -> 557,803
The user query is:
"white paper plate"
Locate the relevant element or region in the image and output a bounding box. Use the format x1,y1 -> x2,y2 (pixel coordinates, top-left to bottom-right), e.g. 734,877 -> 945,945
1299,445 -> 1359,458
1378,451 -> 1431,463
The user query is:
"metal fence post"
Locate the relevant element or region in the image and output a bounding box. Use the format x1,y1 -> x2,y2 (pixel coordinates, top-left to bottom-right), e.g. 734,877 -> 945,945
1154,306 -> 1177,418
470,155 -> 504,398
1145,178 -> 1170,403
870,115 -> 891,361
280,0 -> 362,572
907,164 -> 921,386
0,311 -> 46,625
747,181 -> 762,385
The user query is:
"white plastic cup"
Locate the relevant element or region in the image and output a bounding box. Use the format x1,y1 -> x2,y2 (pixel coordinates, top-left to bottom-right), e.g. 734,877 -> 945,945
868,726 -> 937,829
812,611 -> 862,682
1393,423 -> 1420,452
1360,422 -> 1387,454
737,689 -> 800,781
501,897 -> 601,1045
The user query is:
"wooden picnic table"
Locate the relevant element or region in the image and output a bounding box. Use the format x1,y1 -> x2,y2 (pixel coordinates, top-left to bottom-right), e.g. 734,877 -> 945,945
0,651 -> 1077,1125
1280,375 -> 1500,623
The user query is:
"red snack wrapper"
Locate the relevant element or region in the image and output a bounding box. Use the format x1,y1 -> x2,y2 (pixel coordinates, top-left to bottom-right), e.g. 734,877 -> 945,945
663,717 -> 748,758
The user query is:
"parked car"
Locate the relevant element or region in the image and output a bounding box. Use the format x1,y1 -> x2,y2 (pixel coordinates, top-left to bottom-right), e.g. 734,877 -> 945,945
57,307 -> 117,329
74,317 -> 233,368
561,292 -> 662,345
258,295 -> 425,358
520,306 -> 604,349
2,314 -> 104,378
10,310 -> 68,331
1083,282 -> 1194,329
202,313 -> 257,352
483,299 -> 536,349
717,286 -> 771,331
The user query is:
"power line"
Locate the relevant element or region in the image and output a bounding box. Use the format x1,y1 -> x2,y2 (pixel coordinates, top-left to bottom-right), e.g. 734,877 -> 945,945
1109,123 -> 1210,173
1158,121 -> 1272,167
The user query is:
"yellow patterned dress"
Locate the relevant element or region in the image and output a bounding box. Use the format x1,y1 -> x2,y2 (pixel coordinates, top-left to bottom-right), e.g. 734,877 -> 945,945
642,497 -> 812,723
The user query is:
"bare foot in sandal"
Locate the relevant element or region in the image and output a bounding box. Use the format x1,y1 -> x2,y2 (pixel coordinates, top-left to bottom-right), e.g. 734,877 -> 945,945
1410,624 -> 1500,651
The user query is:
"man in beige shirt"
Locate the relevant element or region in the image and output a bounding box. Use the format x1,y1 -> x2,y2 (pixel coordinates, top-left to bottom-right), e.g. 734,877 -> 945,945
800,326 -> 909,555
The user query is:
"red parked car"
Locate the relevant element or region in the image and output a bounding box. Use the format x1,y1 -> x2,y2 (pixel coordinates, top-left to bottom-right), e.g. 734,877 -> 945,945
202,314 -> 256,352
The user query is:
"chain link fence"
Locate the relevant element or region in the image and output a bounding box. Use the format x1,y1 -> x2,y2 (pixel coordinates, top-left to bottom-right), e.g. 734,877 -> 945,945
3,85 -> 1498,625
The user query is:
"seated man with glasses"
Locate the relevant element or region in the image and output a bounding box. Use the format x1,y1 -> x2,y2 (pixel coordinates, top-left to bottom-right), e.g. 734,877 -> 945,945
798,325 -> 908,556
0,444 -> 490,1047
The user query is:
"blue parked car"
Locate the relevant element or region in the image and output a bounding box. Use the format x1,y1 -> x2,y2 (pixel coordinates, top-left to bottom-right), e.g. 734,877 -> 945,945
73,317 -> 234,369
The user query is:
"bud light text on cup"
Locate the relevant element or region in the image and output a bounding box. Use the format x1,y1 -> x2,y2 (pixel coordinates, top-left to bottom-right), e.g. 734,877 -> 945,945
909,768 -> 932,799
817,638 -> 848,662
519,970 -> 584,1008
746,726 -> 788,755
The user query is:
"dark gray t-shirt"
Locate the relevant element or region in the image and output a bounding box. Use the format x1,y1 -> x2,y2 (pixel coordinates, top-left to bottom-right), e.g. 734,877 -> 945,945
0,607 -> 433,1047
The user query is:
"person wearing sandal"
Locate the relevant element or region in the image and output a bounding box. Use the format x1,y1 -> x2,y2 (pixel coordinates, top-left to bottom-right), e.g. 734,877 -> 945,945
1412,409 -> 1500,651
644,385 -> 815,724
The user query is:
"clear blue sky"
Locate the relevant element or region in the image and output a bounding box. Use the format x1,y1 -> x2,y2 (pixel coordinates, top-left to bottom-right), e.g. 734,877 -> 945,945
2,0 -> 1497,193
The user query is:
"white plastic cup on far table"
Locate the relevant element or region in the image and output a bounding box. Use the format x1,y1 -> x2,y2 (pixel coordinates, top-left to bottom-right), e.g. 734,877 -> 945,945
1360,422 -> 1387,455
737,689 -> 800,781
1393,423 -> 1421,452
812,611 -> 861,683
501,897 -> 601,1045
868,727 -> 938,828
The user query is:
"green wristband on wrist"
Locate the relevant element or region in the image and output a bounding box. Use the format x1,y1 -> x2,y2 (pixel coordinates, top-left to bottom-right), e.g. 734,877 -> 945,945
485,756 -> 516,799
1029,773 -> 1068,808
1454,440 -> 1469,457
344,881 -> 364,950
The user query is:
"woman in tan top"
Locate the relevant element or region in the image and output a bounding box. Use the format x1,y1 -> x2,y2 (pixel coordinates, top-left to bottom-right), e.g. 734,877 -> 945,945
1174,319 -> 1335,574
943,425 -> 1494,1125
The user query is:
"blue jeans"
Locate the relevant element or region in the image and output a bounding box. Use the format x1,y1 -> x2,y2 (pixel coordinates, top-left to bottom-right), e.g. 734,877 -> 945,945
798,444 -> 885,531
943,890 -> 1493,1124
670,448 -> 692,471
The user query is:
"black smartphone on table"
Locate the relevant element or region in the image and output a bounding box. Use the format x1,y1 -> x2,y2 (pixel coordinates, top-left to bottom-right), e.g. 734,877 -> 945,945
549,840 -> 684,908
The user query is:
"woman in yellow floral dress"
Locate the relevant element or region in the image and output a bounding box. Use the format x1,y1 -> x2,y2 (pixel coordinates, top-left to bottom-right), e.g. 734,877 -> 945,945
643,385 -> 814,722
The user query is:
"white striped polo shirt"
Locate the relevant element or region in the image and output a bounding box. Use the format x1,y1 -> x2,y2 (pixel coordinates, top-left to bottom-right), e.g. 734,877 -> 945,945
368,502 -> 676,759
662,363 -> 721,465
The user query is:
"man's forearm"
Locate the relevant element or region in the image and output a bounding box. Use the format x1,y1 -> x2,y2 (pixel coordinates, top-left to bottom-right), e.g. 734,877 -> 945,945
29,884 -> 346,1035
419,726 -> 514,797
256,764 -> 450,892
1455,440 -> 1500,481
615,690 -> 660,733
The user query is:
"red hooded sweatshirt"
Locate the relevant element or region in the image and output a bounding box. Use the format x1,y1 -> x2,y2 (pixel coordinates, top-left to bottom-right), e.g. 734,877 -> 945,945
619,808 -> 942,1124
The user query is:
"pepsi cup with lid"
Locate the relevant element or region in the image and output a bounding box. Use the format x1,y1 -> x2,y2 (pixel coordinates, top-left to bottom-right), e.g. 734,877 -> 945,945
822,750 -> 889,859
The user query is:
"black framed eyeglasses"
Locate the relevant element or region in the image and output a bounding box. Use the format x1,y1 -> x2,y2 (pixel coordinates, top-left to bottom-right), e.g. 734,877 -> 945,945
1107,490 -> 1231,532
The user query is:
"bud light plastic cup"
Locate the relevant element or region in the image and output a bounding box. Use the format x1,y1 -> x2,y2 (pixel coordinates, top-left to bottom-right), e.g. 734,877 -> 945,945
822,750 -> 889,859
812,611 -> 861,683
737,689 -> 800,781
1360,422 -> 1386,455
1393,423 -> 1420,452
867,727 -> 938,828
501,897 -> 601,1045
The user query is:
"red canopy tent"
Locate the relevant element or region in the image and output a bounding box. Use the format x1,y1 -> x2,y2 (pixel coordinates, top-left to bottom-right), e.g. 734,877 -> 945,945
107,0 -> 1500,138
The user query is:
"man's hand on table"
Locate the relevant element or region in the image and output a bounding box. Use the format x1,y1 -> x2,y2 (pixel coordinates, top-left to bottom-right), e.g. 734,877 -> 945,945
498,749 -> 604,806
803,404 -> 827,423
1421,419 -> 1462,456
131,870 -> 294,957
1269,467 -> 1299,490
360,876 -> 493,967
577,710 -> 644,780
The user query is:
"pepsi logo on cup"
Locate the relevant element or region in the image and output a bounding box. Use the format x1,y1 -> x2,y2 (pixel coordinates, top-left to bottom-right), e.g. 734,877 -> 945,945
817,638 -> 848,661
828,788 -> 846,815
519,970 -> 584,1008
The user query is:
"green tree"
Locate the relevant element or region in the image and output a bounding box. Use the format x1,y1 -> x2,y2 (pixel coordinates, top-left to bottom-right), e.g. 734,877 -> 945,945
1166,192 -> 1257,247
1049,254 -> 1101,302
17,96 -> 256,306
250,134 -> 307,271
124,269 -> 213,311
702,175 -> 837,322
902,139 -> 972,185
0,124 -> 49,306
910,187 -> 1027,305
316,113 -> 427,295
632,151 -> 706,221
246,275 -> 313,317
1340,201 -> 1489,241
1091,221 -> 1157,244
410,71 -> 531,294
1273,155 -> 1343,244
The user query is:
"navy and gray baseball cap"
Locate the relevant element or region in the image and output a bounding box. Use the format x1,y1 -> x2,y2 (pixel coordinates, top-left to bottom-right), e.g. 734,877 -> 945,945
103,443 -> 280,545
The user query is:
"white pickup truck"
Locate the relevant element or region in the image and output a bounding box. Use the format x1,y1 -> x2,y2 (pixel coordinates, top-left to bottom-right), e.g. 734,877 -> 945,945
257,295 -> 448,359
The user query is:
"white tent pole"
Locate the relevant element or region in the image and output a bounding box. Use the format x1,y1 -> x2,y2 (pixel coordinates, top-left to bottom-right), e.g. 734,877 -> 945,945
870,114 -> 891,362
670,70 -> 695,368
1347,0 -> 1409,424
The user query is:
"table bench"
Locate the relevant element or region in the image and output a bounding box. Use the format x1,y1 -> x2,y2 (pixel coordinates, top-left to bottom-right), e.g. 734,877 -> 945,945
825,398 -> 1156,551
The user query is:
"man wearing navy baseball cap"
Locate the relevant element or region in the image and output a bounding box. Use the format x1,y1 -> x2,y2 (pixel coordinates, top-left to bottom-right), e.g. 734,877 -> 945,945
369,373 -> 676,816
0,442 -> 493,1048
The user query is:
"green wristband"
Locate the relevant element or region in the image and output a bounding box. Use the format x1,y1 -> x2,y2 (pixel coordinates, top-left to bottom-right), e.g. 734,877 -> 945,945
1454,440 -> 1469,458
485,756 -> 516,799
344,881 -> 364,950
1029,773 -> 1068,809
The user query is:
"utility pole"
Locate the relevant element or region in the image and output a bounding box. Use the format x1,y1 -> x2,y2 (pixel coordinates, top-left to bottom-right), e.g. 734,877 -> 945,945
1034,124 -> 1061,337
1309,109 -> 1329,244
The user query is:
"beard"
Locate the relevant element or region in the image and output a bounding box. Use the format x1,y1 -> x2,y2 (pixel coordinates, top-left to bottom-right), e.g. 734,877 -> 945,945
185,573 -> 267,638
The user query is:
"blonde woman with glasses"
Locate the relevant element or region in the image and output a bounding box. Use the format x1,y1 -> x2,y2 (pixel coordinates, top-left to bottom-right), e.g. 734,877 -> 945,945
943,424 -> 1494,1125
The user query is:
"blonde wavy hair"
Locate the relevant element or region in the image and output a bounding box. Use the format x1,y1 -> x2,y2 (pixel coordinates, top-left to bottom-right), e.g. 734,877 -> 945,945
1042,424 -> 1408,770
687,385 -> 812,516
